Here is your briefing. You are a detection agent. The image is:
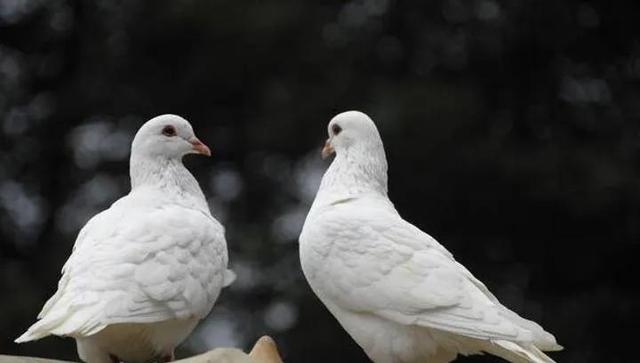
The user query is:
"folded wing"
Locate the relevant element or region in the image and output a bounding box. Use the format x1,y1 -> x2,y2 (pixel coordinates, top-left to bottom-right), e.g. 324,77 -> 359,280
303,201 -> 559,349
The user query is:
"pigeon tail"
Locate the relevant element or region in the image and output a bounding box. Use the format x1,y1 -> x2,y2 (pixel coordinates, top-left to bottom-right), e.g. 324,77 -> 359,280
16,315 -> 64,343
485,340 -> 558,363
15,328 -> 45,343
16,302 -> 105,343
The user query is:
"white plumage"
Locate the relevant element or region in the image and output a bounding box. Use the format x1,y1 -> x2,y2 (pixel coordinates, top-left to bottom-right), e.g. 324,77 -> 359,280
16,115 -> 235,363
299,111 -> 562,363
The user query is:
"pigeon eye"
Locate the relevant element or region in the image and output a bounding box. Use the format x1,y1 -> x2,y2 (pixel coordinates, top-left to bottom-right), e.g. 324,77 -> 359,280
332,124 -> 342,135
162,125 -> 176,137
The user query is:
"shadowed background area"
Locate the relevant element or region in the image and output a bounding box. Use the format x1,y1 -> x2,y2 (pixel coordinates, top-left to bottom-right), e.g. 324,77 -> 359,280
1,1 -> 639,362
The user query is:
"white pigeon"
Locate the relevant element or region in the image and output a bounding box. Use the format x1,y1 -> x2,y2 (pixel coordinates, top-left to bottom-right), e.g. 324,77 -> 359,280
299,111 -> 562,363
16,114 -> 235,363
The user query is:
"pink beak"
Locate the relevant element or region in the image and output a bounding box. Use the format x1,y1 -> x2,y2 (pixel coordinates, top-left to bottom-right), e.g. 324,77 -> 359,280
190,137 -> 211,156
321,139 -> 335,159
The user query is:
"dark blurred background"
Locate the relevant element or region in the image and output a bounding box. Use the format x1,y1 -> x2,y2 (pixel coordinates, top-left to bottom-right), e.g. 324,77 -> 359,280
1,0 -> 639,362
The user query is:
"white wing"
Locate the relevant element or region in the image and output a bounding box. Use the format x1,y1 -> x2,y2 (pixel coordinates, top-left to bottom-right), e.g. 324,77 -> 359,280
300,198 -> 558,348
17,194 -> 228,341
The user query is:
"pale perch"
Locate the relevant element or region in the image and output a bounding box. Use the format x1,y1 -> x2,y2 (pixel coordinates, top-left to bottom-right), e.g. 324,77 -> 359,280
0,336 -> 283,363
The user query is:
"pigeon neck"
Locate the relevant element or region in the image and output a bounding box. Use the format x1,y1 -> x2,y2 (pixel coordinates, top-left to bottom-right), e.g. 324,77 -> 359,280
318,143 -> 388,201
129,155 -> 207,205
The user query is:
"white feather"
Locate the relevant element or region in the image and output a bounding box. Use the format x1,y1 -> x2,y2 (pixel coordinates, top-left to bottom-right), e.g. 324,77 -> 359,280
16,115 -> 233,363
299,111 -> 561,363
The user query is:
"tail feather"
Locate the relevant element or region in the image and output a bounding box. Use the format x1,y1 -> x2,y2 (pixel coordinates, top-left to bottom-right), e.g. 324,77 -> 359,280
497,307 -> 562,351
16,303 -> 105,343
15,318 -> 59,343
16,303 -> 76,343
487,340 -> 557,363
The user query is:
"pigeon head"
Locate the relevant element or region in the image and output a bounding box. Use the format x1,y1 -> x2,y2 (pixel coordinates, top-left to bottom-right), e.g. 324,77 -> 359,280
322,111 -> 383,159
131,114 -> 211,160
316,111 -> 388,198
